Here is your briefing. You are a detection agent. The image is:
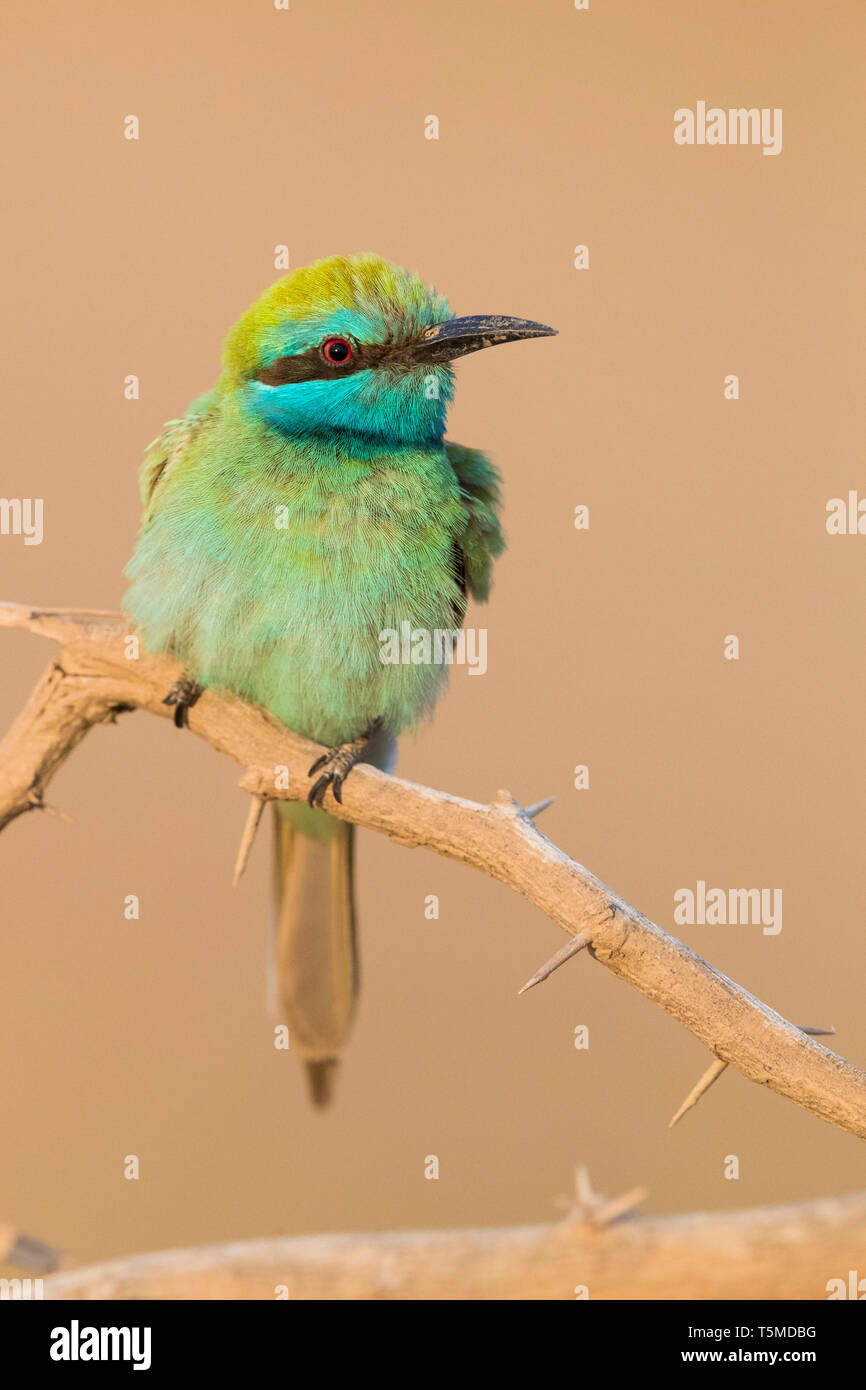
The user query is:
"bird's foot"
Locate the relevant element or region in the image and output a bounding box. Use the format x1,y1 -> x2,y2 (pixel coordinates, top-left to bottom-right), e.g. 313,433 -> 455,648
307,718 -> 383,807
162,674 -> 203,729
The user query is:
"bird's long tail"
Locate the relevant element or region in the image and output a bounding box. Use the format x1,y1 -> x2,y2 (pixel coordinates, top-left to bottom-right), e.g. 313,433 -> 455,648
272,805 -> 358,1108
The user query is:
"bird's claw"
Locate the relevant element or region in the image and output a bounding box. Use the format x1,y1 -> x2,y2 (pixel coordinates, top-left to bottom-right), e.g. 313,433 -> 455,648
307,770 -> 343,807
162,675 -> 203,729
306,719 -> 383,808
306,751 -> 353,807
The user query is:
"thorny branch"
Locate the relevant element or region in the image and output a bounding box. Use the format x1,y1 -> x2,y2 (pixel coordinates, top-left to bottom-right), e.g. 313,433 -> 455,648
37,1189 -> 866,1301
2,601 -> 866,1140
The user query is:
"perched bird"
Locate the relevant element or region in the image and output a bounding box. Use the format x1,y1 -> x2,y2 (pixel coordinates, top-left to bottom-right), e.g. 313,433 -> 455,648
124,254 -> 554,1105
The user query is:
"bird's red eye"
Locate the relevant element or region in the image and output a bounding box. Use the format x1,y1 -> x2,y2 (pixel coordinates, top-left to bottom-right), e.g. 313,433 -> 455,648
321,336 -> 353,365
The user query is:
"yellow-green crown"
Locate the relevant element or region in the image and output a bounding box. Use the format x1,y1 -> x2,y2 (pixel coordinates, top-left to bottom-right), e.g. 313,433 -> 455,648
223,253 -> 449,379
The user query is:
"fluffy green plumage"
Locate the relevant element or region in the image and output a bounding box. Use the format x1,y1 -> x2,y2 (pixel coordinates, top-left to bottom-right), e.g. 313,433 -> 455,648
125,255 -> 503,749
123,254 -> 509,1103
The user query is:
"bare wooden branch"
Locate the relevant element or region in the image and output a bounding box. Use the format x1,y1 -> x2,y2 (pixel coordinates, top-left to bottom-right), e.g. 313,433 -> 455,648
39,1191 -> 866,1300
3,601 -> 866,1140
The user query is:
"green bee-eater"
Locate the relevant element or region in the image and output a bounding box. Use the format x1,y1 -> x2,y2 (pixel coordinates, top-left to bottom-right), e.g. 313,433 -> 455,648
124,254 -> 554,1105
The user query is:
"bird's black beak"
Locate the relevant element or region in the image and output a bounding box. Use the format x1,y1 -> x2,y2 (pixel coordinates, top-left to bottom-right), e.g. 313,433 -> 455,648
402,314 -> 557,365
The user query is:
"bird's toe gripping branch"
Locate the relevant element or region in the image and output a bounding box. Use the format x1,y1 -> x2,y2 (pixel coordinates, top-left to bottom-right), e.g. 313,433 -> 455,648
162,675 -> 204,729
307,718 -> 384,808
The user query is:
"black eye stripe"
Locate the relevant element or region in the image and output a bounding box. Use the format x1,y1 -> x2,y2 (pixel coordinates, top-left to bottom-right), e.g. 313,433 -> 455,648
252,340 -> 392,385
253,354 -> 324,385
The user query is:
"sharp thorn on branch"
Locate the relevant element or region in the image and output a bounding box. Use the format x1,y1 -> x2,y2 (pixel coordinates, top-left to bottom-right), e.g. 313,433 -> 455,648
555,1165 -> 647,1229
27,788 -> 72,823
523,796 -> 554,820
589,1185 -> 648,1230
575,1163 -> 594,1208
518,929 -> 592,995
669,1022 -> 837,1130
233,792 -> 266,886
669,1057 -> 729,1129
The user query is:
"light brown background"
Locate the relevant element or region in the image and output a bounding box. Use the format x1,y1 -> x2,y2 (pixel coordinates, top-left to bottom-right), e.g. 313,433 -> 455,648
2,0 -> 865,1274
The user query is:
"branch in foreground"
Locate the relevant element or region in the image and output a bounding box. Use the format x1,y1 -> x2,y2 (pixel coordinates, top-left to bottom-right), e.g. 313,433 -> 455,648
40,1191 -> 866,1300
2,601 -> 866,1140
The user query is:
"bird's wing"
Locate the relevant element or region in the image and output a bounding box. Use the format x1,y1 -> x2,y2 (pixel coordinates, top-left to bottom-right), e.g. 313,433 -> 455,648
139,390 -> 219,518
445,441 -> 505,622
